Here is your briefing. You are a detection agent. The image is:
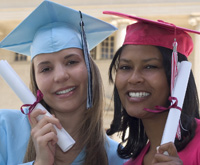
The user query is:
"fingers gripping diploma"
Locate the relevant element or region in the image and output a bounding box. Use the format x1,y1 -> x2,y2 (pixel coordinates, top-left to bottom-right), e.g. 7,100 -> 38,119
29,109 -> 62,165
152,142 -> 183,165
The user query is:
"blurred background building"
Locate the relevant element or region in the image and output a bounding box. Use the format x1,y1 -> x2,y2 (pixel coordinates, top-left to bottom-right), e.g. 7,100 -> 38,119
0,0 -> 200,133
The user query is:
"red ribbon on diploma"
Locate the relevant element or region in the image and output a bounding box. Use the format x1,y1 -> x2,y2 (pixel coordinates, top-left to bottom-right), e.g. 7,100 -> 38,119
20,90 -> 43,115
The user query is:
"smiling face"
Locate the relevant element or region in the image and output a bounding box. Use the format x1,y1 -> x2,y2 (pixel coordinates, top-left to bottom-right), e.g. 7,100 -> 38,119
33,48 -> 88,114
115,45 -> 170,119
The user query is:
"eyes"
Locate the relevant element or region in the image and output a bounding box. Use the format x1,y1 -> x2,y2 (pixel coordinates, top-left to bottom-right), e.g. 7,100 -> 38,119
39,59 -> 79,73
41,67 -> 51,73
118,64 -> 159,71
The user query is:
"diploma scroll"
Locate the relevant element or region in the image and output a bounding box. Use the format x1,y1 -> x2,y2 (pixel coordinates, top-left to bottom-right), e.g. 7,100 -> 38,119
161,61 -> 192,145
0,60 -> 75,152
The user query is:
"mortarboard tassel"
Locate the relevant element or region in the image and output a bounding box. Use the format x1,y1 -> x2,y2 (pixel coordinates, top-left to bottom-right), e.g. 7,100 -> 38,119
79,11 -> 93,109
171,28 -> 182,140
171,38 -> 178,95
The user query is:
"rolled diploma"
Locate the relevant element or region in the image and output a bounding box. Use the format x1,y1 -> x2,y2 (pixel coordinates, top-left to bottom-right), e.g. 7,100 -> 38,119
161,61 -> 192,145
0,60 -> 75,152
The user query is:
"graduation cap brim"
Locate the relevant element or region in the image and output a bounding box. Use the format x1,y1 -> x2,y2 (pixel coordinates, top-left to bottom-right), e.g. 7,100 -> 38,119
103,11 -> 200,35
0,1 -> 117,56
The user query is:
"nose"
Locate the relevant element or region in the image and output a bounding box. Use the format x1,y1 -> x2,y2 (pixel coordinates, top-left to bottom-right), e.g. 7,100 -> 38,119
53,65 -> 69,83
128,69 -> 144,85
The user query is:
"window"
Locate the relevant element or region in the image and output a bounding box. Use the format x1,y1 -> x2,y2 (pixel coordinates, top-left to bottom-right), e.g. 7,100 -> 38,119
15,53 -> 27,61
101,36 -> 115,59
90,47 -> 97,60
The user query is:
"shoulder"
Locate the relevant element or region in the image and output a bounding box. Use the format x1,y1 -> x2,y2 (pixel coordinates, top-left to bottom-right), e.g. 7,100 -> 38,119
0,108 -> 31,137
0,109 -> 23,118
0,109 -> 29,128
105,135 -> 121,155
106,135 -> 119,148
0,108 -> 30,132
188,118 -> 200,146
105,135 -> 128,165
0,109 -> 22,124
194,118 -> 200,138
178,118 -> 200,164
0,109 -> 31,164
195,118 -> 200,129
194,118 -> 200,140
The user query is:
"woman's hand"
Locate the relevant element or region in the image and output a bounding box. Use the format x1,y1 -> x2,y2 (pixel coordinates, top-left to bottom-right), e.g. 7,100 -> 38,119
29,109 -> 62,165
152,142 -> 183,165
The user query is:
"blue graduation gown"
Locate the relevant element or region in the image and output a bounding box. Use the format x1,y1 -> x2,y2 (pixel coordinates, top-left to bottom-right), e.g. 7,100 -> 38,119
0,109 -> 126,165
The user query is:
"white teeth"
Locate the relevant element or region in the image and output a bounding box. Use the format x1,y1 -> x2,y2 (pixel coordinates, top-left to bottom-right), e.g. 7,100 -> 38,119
56,87 -> 75,95
129,92 -> 150,98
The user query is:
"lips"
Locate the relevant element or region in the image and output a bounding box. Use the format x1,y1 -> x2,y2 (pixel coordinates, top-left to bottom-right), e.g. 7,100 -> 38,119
128,92 -> 150,98
56,87 -> 76,95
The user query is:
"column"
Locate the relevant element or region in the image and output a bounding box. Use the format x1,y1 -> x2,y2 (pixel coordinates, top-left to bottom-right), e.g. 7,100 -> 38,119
115,22 -> 127,50
111,18 -> 132,51
189,16 -> 200,97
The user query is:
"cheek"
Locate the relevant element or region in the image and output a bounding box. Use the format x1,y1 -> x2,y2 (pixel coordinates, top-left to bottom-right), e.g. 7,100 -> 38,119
158,73 -> 169,90
154,73 -> 170,104
150,70 -> 169,89
82,69 -> 88,82
76,65 -> 88,87
161,80 -> 170,100
35,74 -> 50,92
115,73 -> 124,90
115,75 -> 126,102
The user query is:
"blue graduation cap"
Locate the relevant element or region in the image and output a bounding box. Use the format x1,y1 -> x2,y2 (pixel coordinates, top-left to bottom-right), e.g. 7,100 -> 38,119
0,0 -> 117,57
0,0 -> 117,109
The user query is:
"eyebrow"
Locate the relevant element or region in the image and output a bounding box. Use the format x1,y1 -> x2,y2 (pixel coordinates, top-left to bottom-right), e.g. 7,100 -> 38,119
37,61 -> 50,67
36,54 -> 80,66
142,57 -> 161,62
119,57 -> 161,63
119,58 -> 130,63
63,54 -> 79,59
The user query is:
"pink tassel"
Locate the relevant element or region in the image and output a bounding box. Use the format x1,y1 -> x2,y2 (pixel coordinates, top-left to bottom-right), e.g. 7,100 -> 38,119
171,27 -> 182,140
171,39 -> 178,95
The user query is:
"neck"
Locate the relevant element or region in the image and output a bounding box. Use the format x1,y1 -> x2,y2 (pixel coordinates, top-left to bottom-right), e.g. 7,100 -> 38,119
54,138 -> 83,165
142,111 -> 169,150
52,108 -> 85,164
51,107 -> 85,139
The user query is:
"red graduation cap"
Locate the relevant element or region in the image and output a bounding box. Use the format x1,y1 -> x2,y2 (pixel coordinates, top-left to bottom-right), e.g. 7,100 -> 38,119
103,11 -> 200,57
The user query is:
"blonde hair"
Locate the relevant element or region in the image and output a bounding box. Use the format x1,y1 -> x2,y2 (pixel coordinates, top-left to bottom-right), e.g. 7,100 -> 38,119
23,57 -> 108,165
